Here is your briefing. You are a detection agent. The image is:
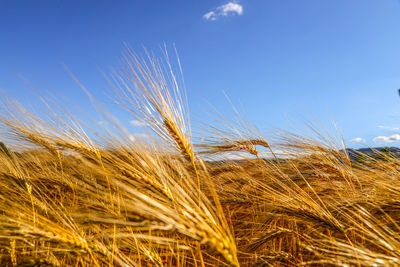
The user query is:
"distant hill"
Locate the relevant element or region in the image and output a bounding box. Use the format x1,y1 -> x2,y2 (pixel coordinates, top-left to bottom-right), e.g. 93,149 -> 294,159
346,147 -> 400,160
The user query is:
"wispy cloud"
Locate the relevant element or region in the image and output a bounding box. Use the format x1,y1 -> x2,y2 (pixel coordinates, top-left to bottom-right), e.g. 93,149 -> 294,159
203,2 -> 243,21
209,149 -> 292,161
373,134 -> 400,143
377,125 -> 399,131
128,133 -> 149,142
96,120 -> 109,126
350,137 -> 365,143
130,120 -> 149,127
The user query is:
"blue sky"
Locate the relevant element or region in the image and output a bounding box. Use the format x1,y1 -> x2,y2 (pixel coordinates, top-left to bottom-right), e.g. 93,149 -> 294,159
1,0 -> 400,148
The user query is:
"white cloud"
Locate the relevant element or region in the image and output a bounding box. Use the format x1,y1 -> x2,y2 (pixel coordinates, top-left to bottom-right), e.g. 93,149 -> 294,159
373,134 -> 400,143
203,11 -> 217,21
128,133 -> 149,142
205,149 -> 292,161
377,125 -> 399,131
350,137 -> 365,143
96,121 -> 108,126
259,149 -> 292,159
203,2 -> 243,21
130,120 -> 149,127
220,2 -> 243,16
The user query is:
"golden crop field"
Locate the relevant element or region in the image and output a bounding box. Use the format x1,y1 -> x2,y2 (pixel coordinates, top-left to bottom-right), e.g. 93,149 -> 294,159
0,51 -> 399,266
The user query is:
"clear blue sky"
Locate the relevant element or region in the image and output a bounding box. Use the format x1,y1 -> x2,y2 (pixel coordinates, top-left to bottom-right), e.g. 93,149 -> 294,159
1,0 -> 400,148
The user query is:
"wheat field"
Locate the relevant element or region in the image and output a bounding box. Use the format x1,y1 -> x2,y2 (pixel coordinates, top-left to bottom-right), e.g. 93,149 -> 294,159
0,50 -> 399,266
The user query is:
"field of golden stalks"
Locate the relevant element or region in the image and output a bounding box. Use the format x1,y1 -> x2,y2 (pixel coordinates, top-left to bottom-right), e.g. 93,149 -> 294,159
0,49 -> 399,266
